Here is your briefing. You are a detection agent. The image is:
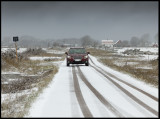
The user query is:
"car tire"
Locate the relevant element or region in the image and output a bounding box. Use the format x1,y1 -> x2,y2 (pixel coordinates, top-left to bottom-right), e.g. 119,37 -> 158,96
67,63 -> 70,66
85,62 -> 89,66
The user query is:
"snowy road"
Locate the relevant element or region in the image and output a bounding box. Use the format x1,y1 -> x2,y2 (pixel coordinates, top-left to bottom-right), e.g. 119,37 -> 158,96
28,55 -> 158,117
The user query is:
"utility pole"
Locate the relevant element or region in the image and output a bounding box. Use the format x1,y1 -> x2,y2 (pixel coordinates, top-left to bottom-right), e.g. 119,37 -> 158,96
13,36 -> 19,62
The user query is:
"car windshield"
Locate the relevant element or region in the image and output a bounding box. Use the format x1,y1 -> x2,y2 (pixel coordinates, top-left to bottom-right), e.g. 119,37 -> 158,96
69,48 -> 86,54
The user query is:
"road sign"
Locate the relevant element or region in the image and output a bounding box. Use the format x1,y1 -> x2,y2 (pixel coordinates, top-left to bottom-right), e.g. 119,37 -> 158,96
13,37 -> 18,42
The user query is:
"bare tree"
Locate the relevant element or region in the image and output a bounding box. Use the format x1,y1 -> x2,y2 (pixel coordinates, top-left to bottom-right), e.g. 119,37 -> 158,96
80,35 -> 93,47
53,42 -> 59,47
140,33 -> 150,47
93,40 -> 99,48
121,40 -> 129,47
130,36 -> 139,47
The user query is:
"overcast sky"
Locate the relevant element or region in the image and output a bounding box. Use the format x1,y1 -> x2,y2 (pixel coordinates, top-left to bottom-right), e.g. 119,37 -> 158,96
1,1 -> 158,41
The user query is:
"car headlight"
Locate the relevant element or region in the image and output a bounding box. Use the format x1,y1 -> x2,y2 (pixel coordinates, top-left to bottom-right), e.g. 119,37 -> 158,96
67,56 -> 71,59
84,55 -> 88,59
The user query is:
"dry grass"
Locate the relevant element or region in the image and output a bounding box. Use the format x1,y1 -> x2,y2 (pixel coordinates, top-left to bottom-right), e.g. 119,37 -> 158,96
1,64 -> 58,117
1,48 -> 61,117
87,48 -> 158,87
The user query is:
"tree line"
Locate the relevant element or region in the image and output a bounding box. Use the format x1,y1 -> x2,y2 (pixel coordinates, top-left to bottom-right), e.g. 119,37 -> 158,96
2,33 -> 158,48
116,33 -> 158,47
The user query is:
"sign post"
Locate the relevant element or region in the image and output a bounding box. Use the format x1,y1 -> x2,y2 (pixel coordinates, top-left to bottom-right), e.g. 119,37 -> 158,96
13,36 -> 19,62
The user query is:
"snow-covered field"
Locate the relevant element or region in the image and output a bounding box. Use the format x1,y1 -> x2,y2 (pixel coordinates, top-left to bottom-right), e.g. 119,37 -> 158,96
116,47 -> 158,54
29,56 -> 61,61
1,48 -> 27,53
42,48 -> 65,54
116,47 -> 158,61
1,47 -> 158,117
2,47 -> 157,60
1,87 -> 38,102
1,47 -> 64,54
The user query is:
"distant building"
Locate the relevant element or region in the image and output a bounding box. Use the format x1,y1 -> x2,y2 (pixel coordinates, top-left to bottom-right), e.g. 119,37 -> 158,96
101,40 -> 114,47
152,43 -> 158,47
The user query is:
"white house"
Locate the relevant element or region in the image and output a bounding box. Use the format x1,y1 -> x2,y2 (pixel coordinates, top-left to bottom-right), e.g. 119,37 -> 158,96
101,40 -> 114,47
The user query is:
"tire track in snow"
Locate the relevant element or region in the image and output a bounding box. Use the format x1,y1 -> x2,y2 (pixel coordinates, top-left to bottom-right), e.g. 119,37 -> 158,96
72,66 -> 93,117
89,56 -> 158,102
69,67 -> 82,117
89,60 -> 158,116
77,66 -> 124,117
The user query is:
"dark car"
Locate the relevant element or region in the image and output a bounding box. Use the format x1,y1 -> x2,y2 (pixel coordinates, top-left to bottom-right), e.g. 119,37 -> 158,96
65,47 -> 90,66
